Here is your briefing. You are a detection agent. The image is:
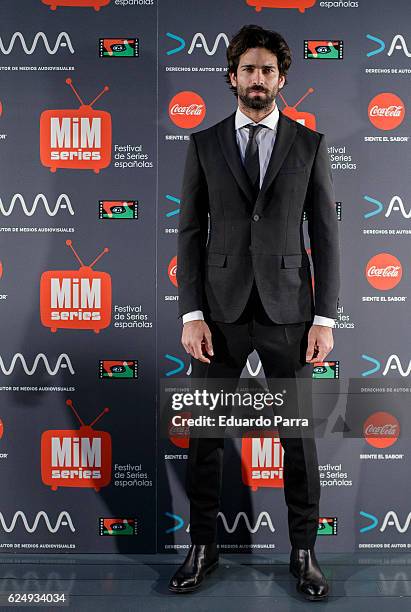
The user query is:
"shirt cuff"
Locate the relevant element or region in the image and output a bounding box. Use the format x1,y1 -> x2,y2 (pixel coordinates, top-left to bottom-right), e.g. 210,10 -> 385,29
182,310 -> 204,324
313,315 -> 335,328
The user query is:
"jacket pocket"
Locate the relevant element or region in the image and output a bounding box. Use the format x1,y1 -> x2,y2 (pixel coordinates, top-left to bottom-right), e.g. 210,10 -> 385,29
282,254 -> 309,268
207,253 -> 227,267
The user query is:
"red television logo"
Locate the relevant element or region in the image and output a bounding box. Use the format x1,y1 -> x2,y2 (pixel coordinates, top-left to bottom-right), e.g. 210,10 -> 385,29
40,240 -> 112,333
41,399 -> 111,491
241,432 -> 284,490
278,88 -> 316,130
42,0 -> 111,10
246,0 -> 316,13
40,78 -> 111,173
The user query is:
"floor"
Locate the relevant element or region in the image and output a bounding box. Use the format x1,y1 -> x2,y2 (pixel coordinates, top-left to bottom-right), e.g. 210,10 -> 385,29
1,552 -> 411,611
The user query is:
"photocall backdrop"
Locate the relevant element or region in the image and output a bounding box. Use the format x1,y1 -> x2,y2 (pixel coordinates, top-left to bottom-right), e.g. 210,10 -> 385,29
0,0 -> 409,555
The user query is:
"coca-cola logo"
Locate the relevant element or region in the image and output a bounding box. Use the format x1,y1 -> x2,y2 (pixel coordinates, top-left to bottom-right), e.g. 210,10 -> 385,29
368,265 -> 401,277
168,255 -> 178,287
363,411 -> 400,448
369,105 -> 403,117
168,91 -> 206,128
170,104 -> 204,116
365,253 -> 403,290
368,93 -> 405,130
168,410 -> 190,448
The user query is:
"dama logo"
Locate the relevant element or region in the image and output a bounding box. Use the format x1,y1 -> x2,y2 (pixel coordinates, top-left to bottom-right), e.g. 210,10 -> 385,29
360,510 -> 411,534
42,0 -> 111,10
363,411 -> 400,448
41,399 -> 111,491
278,88 -> 316,130
0,193 -> 74,217
164,194 -> 180,218
246,0 -> 316,13
0,32 -> 74,55
366,34 -> 411,58
168,255 -> 177,287
40,240 -> 111,334
0,419 -> 3,439
365,252 -> 402,290
0,510 -> 75,533
368,93 -> 405,130
168,410 -> 190,448
40,78 -> 111,173
362,353 -> 411,377
364,195 -> 411,220
165,510 -> 276,534
168,91 -> 206,129
40,240 -> 111,333
0,261 -> 3,279
166,32 -> 229,56
0,352 -> 75,376
241,433 -> 284,490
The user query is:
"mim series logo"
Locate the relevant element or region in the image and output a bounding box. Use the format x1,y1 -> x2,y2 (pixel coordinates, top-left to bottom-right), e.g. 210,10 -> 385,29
40,79 -> 111,173
42,0 -> 111,10
242,434 -> 284,490
40,240 -> 111,333
41,399 -> 111,491
246,0 -> 316,13
278,88 -> 316,130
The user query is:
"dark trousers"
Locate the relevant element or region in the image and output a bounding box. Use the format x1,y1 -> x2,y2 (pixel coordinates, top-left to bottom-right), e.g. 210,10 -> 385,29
186,281 -> 321,549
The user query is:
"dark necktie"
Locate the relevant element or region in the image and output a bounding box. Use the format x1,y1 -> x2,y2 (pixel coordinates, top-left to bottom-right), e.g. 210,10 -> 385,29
244,123 -> 265,195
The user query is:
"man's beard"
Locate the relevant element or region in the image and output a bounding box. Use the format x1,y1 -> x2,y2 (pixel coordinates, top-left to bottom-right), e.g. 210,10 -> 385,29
236,83 -> 279,110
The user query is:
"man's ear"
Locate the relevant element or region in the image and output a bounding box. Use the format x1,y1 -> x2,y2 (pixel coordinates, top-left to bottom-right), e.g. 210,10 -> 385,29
229,71 -> 237,87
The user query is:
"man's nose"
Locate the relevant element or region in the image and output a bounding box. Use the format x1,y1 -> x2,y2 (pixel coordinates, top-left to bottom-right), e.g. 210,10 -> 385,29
251,69 -> 264,85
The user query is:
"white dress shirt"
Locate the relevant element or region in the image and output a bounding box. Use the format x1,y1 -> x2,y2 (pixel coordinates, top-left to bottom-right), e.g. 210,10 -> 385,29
182,104 -> 335,328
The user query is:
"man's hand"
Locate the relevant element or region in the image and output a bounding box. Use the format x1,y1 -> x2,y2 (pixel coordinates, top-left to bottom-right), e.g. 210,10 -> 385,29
305,324 -> 334,364
182,320 -> 214,364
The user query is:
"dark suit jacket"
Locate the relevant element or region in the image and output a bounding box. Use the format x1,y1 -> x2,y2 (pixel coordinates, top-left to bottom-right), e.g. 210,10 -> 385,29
176,109 -> 340,324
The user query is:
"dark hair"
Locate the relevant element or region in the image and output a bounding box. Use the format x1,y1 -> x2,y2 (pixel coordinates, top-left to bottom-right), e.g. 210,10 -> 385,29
225,25 -> 292,97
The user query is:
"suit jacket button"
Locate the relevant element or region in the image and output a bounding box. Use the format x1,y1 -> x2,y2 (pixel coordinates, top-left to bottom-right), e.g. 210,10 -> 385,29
253,214 -> 260,221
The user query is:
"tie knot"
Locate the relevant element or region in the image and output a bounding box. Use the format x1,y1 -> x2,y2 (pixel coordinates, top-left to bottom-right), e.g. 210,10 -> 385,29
246,123 -> 265,140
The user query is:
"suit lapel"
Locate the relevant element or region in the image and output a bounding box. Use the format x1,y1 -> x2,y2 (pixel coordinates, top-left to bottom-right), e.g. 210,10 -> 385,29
216,109 -> 297,206
216,112 -> 254,203
256,110 -> 297,205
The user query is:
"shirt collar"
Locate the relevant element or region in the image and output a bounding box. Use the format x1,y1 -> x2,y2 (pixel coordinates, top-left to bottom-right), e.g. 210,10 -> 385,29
235,103 -> 279,132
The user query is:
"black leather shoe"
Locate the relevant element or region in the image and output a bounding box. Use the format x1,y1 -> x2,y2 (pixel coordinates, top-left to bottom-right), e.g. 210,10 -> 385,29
168,543 -> 219,593
289,548 -> 329,600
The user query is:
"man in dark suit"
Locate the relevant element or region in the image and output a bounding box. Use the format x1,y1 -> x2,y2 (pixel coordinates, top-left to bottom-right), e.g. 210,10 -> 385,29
169,25 -> 340,600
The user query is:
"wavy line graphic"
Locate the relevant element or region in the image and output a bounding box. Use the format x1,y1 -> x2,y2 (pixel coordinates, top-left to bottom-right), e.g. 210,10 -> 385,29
0,572 -> 75,594
381,511 -> 411,533
217,511 -> 275,534
0,194 -> 74,217
0,353 -> 75,376
0,32 -> 74,55
187,33 -> 229,56
0,511 -> 75,533
245,357 -> 263,377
